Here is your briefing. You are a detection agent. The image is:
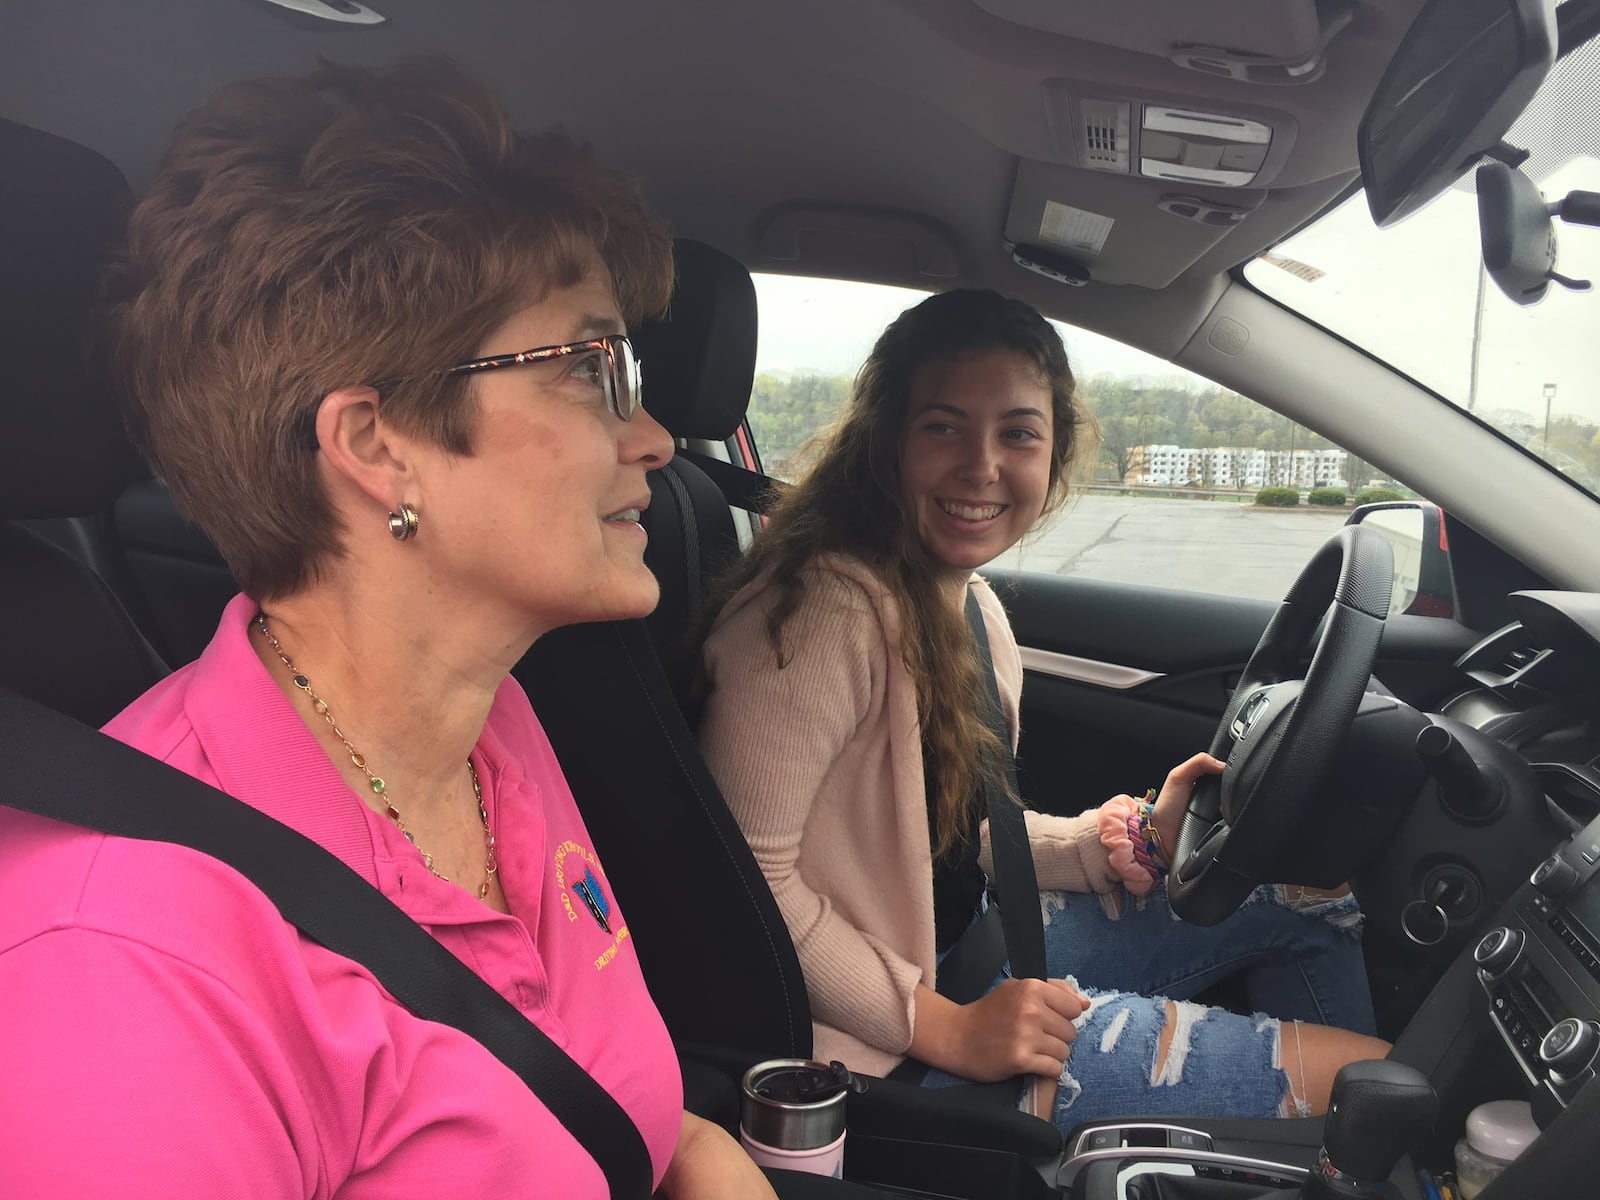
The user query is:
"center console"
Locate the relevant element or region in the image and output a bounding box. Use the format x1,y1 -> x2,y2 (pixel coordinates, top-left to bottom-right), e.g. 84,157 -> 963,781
1472,813 -> 1600,1116
1055,1121 -> 1311,1196
1045,813 -> 1600,1199
1053,1061 -> 1438,1199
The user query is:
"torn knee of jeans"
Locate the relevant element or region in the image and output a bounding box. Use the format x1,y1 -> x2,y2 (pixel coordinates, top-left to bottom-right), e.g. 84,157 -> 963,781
1270,884 -> 1365,933
1148,999 -> 1207,1087
1273,1018 -> 1313,1119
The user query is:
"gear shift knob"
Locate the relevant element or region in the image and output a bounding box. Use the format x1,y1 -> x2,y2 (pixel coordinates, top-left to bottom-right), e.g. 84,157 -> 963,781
1307,1060 -> 1436,1198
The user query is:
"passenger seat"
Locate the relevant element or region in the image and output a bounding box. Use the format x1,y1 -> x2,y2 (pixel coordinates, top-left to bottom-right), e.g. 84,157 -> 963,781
513,239 -> 815,1063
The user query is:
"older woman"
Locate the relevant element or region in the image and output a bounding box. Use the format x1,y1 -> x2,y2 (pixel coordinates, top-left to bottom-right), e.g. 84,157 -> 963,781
0,60 -> 775,1199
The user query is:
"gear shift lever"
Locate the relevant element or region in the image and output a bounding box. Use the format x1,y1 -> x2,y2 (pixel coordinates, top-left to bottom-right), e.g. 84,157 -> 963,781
1303,1060 -> 1437,1199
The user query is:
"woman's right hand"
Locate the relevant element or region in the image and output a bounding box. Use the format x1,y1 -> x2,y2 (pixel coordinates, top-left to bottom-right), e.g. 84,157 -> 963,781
910,977 -> 1088,1083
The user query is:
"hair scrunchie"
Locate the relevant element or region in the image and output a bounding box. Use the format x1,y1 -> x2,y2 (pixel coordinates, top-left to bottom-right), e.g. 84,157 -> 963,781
1097,792 -> 1161,896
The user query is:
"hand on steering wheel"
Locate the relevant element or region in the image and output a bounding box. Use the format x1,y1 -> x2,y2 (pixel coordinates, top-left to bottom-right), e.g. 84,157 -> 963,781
1151,753 -> 1226,863
1166,525 -> 1395,926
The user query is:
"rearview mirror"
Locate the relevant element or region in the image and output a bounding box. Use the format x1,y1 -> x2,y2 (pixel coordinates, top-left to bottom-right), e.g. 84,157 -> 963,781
1346,501 -> 1455,618
1357,0 -> 1555,228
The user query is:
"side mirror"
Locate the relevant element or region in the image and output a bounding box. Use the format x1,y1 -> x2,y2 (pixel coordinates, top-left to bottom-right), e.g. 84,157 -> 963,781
1345,501 -> 1456,618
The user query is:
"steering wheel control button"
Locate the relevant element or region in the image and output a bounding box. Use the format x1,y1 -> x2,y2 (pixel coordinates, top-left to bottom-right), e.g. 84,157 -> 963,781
1229,690 -> 1271,741
1474,927 -> 1524,978
1539,1019 -> 1598,1082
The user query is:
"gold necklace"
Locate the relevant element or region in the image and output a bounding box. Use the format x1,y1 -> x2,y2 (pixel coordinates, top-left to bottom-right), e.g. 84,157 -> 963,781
253,612 -> 499,901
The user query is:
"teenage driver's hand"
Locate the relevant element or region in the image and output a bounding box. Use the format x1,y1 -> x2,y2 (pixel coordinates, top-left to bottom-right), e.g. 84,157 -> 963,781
911,977 -> 1088,1084
1151,752 -> 1225,867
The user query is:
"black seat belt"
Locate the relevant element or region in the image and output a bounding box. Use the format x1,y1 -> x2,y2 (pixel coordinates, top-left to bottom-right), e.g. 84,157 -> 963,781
0,686 -> 652,1200
963,587 -> 1047,983
678,448 -> 783,514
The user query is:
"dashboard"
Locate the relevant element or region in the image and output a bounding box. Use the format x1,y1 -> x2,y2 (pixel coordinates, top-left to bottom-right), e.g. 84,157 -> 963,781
1433,590 -> 1600,1119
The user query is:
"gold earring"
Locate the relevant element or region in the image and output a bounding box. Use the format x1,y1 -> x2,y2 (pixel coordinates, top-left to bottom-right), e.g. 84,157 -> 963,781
387,502 -> 419,541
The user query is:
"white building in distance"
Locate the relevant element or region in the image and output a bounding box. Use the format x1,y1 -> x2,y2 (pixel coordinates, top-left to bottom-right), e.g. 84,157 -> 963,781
1133,445 -> 1348,489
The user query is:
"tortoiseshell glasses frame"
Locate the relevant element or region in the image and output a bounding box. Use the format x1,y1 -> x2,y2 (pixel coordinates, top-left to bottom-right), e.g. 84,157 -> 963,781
440,332 -> 642,421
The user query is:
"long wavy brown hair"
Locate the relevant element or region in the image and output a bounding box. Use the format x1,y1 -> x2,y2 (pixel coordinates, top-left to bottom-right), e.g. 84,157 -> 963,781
708,289 -> 1097,859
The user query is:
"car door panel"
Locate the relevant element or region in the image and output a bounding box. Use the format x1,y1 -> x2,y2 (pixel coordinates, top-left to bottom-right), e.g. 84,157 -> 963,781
985,569 -> 1483,817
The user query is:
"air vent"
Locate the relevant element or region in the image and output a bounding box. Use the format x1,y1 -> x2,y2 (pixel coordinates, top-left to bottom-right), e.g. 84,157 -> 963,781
1077,99 -> 1131,173
1456,621 -> 1553,692
1499,642 -> 1543,677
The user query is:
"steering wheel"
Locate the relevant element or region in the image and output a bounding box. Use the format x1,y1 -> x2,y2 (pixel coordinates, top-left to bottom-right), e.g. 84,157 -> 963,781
1166,524 -> 1395,925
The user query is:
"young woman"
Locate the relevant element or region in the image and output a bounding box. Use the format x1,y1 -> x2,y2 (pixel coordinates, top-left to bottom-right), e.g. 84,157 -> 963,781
698,288 -> 1389,1130
0,60 -> 778,1199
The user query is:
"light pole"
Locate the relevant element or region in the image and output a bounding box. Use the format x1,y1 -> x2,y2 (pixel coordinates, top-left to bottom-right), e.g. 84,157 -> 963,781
1543,382 -> 1558,456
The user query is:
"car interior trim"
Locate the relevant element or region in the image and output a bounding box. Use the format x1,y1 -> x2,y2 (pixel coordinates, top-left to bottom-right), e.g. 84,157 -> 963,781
1017,645 -> 1165,690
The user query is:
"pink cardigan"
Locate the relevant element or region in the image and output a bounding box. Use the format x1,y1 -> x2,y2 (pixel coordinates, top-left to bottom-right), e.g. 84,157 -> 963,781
699,555 -> 1118,1077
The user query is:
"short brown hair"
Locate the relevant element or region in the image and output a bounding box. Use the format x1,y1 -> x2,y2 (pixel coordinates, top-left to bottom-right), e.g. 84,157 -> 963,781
104,57 -> 673,599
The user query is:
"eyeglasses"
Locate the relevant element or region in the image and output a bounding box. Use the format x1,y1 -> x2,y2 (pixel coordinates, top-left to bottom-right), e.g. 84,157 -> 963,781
444,333 -> 643,422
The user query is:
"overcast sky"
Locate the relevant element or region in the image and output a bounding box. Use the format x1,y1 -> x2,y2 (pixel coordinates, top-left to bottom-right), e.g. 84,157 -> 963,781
1250,157 -> 1600,428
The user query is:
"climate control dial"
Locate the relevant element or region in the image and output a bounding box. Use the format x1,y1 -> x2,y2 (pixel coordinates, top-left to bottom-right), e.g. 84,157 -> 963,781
1531,854 -> 1580,899
1539,1018 -> 1599,1084
1474,927 -> 1525,980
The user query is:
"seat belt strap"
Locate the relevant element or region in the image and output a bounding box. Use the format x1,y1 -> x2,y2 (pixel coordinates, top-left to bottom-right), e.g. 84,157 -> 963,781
0,687 -> 653,1200
678,448 -> 783,513
963,588 -> 1048,982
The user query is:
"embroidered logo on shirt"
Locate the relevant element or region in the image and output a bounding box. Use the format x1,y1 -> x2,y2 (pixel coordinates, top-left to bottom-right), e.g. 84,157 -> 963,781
571,867 -> 611,933
553,839 -> 631,971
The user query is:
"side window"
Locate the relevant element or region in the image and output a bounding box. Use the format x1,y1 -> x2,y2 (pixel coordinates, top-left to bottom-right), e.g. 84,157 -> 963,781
747,274 -> 1428,609
746,275 -> 926,479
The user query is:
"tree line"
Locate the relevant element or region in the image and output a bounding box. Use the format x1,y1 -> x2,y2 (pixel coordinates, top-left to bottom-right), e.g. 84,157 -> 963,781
746,370 -> 1381,487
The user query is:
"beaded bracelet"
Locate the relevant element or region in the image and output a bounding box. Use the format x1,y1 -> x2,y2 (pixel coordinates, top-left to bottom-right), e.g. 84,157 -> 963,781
1125,788 -> 1168,881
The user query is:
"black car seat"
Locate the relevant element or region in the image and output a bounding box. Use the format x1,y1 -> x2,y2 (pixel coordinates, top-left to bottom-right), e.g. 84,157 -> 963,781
112,474 -> 240,667
513,239 -> 815,1063
0,119 -> 169,723
631,238 -> 760,705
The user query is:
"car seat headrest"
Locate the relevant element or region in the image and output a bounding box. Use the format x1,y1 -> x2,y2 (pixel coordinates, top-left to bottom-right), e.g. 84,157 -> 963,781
0,120 -> 141,520
631,239 -> 758,442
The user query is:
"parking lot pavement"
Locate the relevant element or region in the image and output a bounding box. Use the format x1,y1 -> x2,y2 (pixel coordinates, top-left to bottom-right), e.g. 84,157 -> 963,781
986,495 -> 1349,603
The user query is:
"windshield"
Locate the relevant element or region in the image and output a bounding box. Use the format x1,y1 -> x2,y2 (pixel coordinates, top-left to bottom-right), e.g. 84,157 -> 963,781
1245,37 -> 1600,494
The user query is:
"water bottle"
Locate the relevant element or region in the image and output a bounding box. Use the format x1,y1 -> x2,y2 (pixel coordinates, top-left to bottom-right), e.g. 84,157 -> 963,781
738,1058 -> 862,1177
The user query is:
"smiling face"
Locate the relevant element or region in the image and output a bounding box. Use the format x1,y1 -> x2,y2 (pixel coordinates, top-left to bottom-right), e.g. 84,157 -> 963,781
406,265 -> 673,639
898,347 -> 1055,576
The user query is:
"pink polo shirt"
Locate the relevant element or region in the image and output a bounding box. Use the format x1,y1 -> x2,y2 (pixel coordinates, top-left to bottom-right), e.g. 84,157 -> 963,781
0,594 -> 681,1197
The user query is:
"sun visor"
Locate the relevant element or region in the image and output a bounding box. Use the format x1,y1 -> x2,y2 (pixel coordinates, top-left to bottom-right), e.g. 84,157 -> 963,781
1003,159 -> 1264,289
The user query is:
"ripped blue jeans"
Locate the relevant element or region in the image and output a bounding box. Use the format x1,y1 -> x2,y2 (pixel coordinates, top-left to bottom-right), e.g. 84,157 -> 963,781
920,881 -> 1372,1127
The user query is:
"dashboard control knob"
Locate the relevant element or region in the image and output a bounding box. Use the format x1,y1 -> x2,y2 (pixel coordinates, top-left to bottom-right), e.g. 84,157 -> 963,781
1531,853 -> 1580,899
1539,1018 -> 1599,1083
1473,927 -> 1525,979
